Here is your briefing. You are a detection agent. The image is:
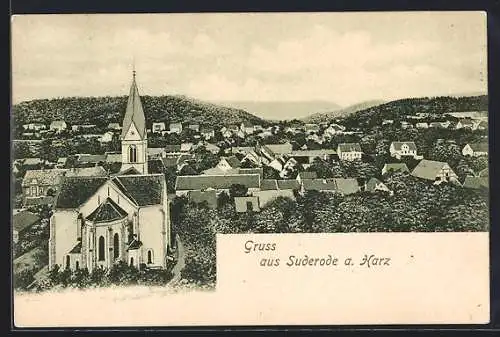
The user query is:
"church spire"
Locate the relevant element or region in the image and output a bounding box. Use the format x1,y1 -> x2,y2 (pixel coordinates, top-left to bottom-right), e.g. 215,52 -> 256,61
121,69 -> 146,140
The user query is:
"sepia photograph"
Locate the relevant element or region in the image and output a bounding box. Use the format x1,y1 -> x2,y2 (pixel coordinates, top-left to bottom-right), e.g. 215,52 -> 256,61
11,12 -> 489,326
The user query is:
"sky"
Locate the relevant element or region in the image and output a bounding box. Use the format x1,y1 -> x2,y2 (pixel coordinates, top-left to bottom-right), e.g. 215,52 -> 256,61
11,12 -> 487,107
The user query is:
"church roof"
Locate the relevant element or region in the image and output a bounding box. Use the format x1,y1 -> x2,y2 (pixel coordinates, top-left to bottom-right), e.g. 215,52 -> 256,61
55,176 -> 109,209
111,174 -> 164,206
68,242 -> 82,254
127,239 -> 143,251
86,197 -> 128,223
121,74 -> 146,140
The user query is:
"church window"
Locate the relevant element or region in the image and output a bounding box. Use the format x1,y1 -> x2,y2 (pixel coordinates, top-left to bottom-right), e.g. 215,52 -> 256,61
129,145 -> 137,163
147,250 -> 153,264
65,255 -> 70,269
130,257 -> 134,267
98,236 -> 105,261
75,261 -> 79,270
113,233 -> 120,259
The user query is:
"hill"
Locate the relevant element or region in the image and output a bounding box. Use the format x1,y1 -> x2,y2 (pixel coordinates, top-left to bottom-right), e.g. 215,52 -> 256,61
340,95 -> 488,129
302,100 -> 386,124
12,95 -> 266,129
214,100 -> 342,121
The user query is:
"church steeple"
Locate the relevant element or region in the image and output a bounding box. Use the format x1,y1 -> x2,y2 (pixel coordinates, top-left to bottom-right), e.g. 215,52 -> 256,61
120,69 -> 148,175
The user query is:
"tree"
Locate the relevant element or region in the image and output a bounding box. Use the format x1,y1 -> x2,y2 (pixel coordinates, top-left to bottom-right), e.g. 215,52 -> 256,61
229,184 -> 248,198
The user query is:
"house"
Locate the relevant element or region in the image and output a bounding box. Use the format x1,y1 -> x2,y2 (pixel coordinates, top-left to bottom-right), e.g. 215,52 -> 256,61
152,122 -> 166,133
22,169 -> 67,206
65,166 -> 107,177
187,190 -> 218,209
306,134 -> 323,144
204,143 -> 221,155
462,143 -> 488,157
240,121 -> 254,135
389,141 -> 421,160
200,127 -> 215,140
49,72 -> 172,273
455,119 -> 475,130
334,178 -> 361,195
76,154 -> 107,166
382,163 -> 410,176
429,122 -> 443,128
180,143 -> 193,153
188,124 -> 200,132
50,120 -> 67,132
411,159 -> 458,184
337,143 -> 362,161
164,145 -> 182,155
148,147 -> 166,159
253,179 -> 297,208
400,121 -> 411,129
257,130 -> 274,139
323,124 -> 345,137
107,123 -> 121,130
365,177 -> 392,195
18,158 -> 44,169
304,124 -> 320,134
217,156 -> 242,172
268,156 -> 286,172
56,157 -> 67,168
105,153 -> 122,164
290,149 -> 337,164
99,131 -> 114,143
462,176 -> 488,190
175,174 -> 261,196
231,146 -> 255,155
300,179 -> 338,194
169,123 -> 183,134
242,150 -> 262,167
222,129 -> 234,138
296,171 -> 317,184
235,196 -> 260,213
382,119 -> 394,125
440,121 -> 451,128
415,122 -> 428,129
13,210 -> 41,244
23,123 -> 46,131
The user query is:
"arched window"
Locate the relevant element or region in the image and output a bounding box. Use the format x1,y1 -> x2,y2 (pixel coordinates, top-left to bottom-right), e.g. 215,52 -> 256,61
98,236 -> 105,261
65,255 -> 70,269
128,145 -> 137,163
113,233 -> 120,259
147,250 -> 153,264
130,257 -> 134,267
75,261 -> 79,270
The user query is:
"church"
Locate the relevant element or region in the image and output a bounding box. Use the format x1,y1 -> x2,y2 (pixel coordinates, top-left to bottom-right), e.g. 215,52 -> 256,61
48,71 -> 172,272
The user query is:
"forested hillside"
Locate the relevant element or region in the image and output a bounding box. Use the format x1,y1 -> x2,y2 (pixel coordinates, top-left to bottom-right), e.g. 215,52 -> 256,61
341,95 -> 488,129
12,95 -> 266,128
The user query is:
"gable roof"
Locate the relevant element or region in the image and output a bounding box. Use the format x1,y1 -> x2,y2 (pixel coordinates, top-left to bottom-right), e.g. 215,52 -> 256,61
463,176 -> 489,189
86,197 -> 128,223
22,169 -> 67,187
467,143 -> 488,152
69,242 -> 82,254
55,176 -> 109,209
335,178 -> 360,195
266,143 -> 293,154
260,179 -> 279,191
111,174 -> 164,206
121,75 -> 146,139
65,166 -> 107,177
175,174 -> 260,191
223,156 -> 241,168
338,143 -> 362,152
277,179 -> 300,190
77,154 -> 107,164
411,159 -> 450,180
302,179 -> 338,191
383,163 -> 410,173
391,141 -> 417,151
13,210 -> 40,232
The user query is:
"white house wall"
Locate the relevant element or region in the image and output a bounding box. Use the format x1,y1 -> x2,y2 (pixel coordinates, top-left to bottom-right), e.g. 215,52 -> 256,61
52,210 -> 78,269
138,205 -> 166,268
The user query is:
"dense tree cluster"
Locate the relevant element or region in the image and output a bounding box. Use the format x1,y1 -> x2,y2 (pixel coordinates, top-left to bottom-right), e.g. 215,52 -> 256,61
172,172 -> 489,285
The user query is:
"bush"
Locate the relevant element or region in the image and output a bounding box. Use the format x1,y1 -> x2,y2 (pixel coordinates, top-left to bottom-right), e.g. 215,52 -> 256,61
13,268 -> 36,290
